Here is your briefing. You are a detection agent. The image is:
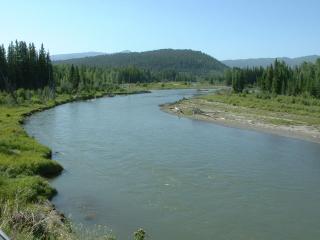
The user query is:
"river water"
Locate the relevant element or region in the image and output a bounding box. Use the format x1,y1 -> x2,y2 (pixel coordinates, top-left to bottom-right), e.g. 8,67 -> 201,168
25,89 -> 320,240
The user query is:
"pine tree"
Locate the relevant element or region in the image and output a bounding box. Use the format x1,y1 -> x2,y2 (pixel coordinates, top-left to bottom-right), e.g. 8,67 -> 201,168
28,43 -> 38,89
19,41 -> 30,88
7,42 -> 17,90
46,52 -> 55,97
69,65 -> 76,91
0,44 -> 7,90
38,43 -> 47,88
74,66 -> 80,90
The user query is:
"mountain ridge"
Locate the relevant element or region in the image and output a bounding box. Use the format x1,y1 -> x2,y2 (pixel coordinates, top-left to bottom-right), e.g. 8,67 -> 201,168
51,52 -> 106,61
222,55 -> 320,68
54,49 -> 228,75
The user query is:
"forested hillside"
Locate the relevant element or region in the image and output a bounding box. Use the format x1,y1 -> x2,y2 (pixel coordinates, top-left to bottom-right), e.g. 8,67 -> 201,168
55,49 -> 228,76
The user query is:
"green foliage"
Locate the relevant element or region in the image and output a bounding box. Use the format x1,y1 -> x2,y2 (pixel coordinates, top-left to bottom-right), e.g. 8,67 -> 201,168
0,175 -> 56,202
0,105 -> 63,177
53,64 -> 217,94
224,67 -> 264,92
54,64 -> 150,94
117,66 -> 151,83
0,41 -> 53,92
134,229 -> 146,240
223,58 -> 320,98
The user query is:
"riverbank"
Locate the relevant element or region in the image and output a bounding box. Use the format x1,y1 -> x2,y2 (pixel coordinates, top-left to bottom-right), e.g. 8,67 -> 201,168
0,81 -> 220,239
130,81 -> 223,90
161,92 -> 320,143
0,89 -> 149,239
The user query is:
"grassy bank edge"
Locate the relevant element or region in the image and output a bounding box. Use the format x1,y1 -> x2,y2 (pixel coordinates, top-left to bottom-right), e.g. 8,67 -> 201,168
0,89 -> 150,239
160,92 -> 320,144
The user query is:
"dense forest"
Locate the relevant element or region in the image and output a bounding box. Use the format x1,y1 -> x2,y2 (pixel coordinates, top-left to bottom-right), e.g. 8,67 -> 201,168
225,59 -> 320,98
54,65 -> 149,94
54,49 -> 228,76
53,64 -> 200,94
0,41 -> 53,92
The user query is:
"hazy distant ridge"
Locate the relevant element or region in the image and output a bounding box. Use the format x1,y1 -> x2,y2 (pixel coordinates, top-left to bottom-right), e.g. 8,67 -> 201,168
51,52 -> 106,61
222,55 -> 320,68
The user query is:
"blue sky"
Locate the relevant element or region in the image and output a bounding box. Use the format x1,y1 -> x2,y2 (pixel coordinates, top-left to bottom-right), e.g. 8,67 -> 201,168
1,0 -> 320,60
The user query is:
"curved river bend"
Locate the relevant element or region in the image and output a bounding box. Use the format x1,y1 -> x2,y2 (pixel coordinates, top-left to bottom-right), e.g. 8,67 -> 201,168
25,89 -> 320,240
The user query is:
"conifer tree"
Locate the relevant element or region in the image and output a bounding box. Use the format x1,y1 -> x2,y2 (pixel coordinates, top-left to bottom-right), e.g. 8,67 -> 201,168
0,45 -> 7,90
38,43 -> 48,88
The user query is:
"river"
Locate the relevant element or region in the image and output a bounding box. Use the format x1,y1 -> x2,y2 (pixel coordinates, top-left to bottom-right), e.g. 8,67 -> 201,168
24,89 -> 320,240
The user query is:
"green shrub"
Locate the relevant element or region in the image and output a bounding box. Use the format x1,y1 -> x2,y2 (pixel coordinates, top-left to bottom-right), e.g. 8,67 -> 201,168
134,229 -> 146,240
0,175 -> 56,202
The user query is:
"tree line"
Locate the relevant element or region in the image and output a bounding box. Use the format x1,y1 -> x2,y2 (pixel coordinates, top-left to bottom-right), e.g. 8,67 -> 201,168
53,64 -> 199,94
54,65 -> 154,94
0,41 -> 53,92
224,67 -> 264,93
225,59 -> 320,98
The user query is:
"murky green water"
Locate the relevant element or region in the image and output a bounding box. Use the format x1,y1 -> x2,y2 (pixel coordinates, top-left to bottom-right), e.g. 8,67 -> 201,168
25,89 -> 320,240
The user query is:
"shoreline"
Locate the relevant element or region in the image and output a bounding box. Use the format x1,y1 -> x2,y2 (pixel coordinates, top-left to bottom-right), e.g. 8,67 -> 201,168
21,89 -> 151,179
160,101 -> 320,144
0,89 -> 151,238
21,90 -> 151,123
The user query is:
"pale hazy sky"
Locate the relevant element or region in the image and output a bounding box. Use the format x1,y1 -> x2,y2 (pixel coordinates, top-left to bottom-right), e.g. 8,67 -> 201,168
1,0 -> 320,60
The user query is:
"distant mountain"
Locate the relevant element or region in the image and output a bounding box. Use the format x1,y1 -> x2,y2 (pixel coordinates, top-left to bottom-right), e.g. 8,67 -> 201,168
54,49 -> 228,75
222,55 -> 320,68
119,50 -> 131,54
51,52 -> 106,61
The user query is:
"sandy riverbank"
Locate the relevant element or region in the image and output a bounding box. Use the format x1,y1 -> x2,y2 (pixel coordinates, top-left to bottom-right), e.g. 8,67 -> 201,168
161,98 -> 320,144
